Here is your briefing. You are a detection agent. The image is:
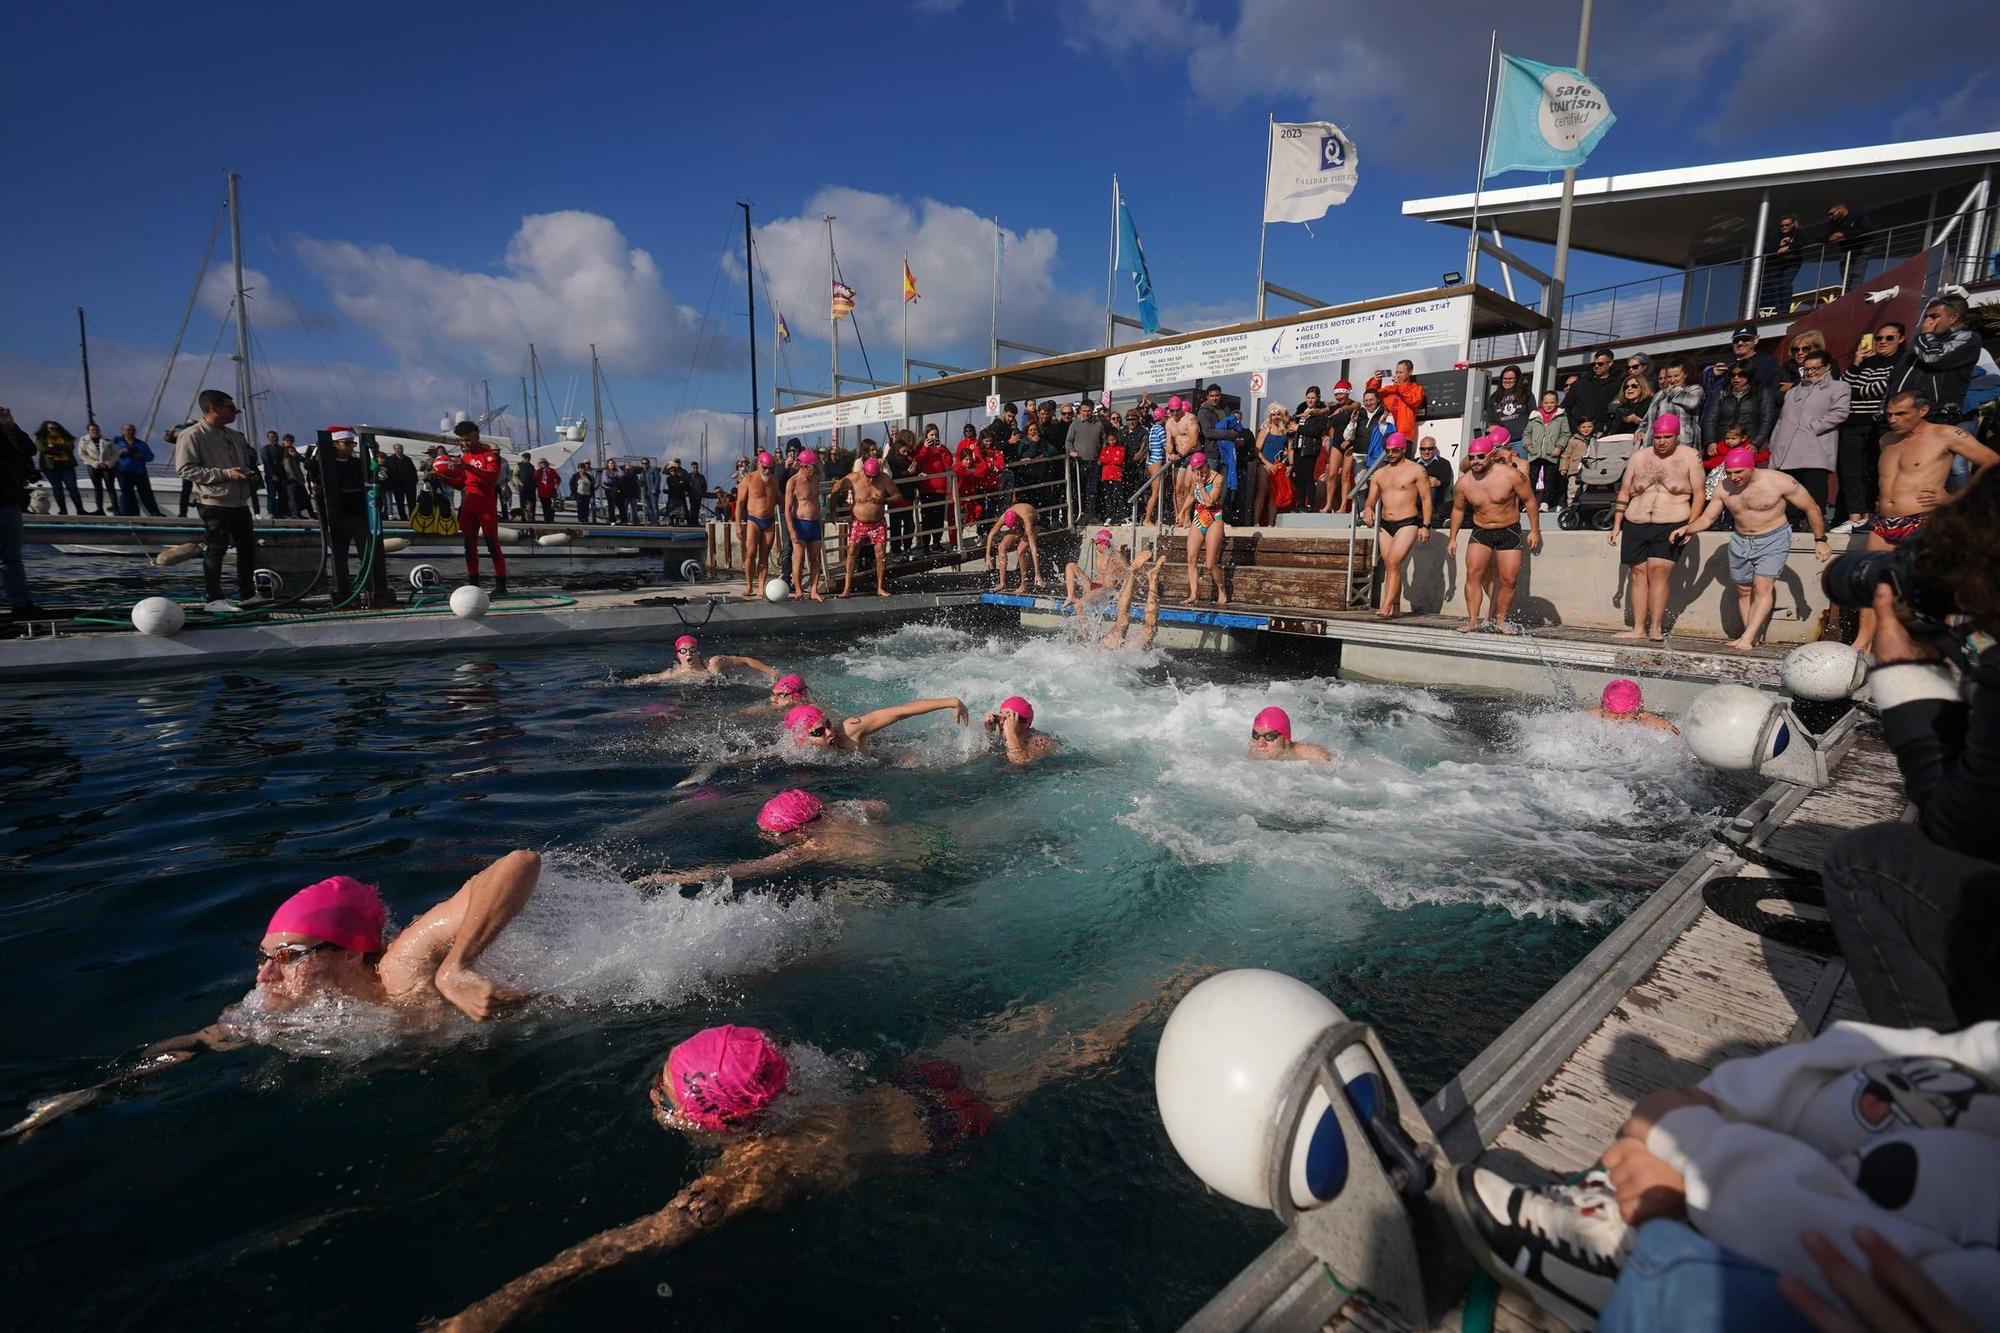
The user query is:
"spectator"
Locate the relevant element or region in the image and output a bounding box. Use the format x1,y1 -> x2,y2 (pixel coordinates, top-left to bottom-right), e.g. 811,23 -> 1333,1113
1485,365 -> 1531,443
1606,374 -> 1655,438
0,406 -> 42,615
647,458 -> 666,524
1725,326 -> 1784,389
260,429 -> 289,518
1643,360 -> 1704,449
570,460 -> 597,522
1250,405 -> 1291,526
1779,328 -> 1828,392
1042,400 -> 1070,460
1067,398 -> 1104,520
602,461 -> 626,523
165,425 -> 197,516
623,460 -> 644,524
1289,385 -> 1333,513
1559,416 -> 1598,506
114,423 -> 162,517
283,437 -> 315,518
1415,435 -> 1453,520
1757,213 -> 1804,314
1520,391 -> 1569,513
515,455 -> 535,522
382,443 -> 415,520
1703,359 -> 1777,449
1342,388 -> 1396,514
172,388 -> 262,611
687,462 -> 708,524
1196,385 -> 1244,521
1886,291 -> 1981,426
981,402 -> 1020,455
1818,199 -> 1873,265
884,431 -> 917,552
1562,348 -> 1621,433
77,422 -> 114,515
1622,351 -> 1654,386
1837,323 -> 1905,532
1320,381 -> 1363,511
914,424 -> 952,547
33,420 -> 83,514
318,427 -> 391,605
1768,348 -> 1850,527
1367,359 -> 1425,441
1099,416 -> 1128,519
533,457 -> 560,522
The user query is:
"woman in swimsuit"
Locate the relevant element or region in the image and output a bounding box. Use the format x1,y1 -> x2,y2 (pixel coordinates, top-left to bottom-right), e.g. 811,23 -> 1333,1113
435,976 -> 1202,1331
1184,452 -> 1228,606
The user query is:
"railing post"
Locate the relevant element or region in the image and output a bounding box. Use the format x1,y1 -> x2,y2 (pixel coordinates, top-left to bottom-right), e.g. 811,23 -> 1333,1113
1064,453 -> 1076,530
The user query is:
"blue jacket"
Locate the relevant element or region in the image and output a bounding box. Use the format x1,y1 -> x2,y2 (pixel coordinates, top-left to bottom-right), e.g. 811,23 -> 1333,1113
114,438 -> 155,477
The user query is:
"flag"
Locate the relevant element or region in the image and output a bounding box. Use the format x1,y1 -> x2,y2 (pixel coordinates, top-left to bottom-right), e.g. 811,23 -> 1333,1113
1115,193 -> 1159,335
776,310 -> 791,344
1263,120 -> 1359,224
831,281 -> 855,321
902,258 -> 920,303
1484,53 -> 1616,178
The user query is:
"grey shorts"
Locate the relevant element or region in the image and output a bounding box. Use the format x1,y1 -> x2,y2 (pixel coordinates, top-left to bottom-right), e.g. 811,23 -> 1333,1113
1728,524 -> 1791,583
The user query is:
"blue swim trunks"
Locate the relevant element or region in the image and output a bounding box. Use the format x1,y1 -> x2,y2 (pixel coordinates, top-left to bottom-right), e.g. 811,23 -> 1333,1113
1728,524 -> 1790,583
793,518 -> 823,543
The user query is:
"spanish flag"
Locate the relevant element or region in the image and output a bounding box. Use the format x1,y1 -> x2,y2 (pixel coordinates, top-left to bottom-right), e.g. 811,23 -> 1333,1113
831,281 -> 855,321
902,257 -> 920,304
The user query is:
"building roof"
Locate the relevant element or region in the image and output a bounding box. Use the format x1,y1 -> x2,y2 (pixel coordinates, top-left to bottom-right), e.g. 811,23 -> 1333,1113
1403,132 -> 2000,267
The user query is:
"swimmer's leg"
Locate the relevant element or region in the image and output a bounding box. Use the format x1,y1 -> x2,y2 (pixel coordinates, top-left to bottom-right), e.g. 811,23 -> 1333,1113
969,966 -> 1212,1117
1140,555 -> 1165,648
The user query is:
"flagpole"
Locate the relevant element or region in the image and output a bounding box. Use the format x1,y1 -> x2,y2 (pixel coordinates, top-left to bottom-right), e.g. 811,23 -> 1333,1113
1542,0 -> 1595,390
1465,30 -> 1498,293
901,253 -> 910,387
1255,114 -> 1274,321
990,219 -> 1001,400
1104,175 -> 1119,350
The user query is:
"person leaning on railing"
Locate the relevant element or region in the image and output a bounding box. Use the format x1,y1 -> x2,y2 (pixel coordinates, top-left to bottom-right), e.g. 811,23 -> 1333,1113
913,426 -> 952,549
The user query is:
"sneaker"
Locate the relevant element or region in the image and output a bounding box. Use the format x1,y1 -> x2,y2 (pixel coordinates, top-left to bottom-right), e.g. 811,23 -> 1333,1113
493,580 -> 510,597
202,599 -> 240,614
1840,518 -> 1871,534
1455,1164 -> 1630,1330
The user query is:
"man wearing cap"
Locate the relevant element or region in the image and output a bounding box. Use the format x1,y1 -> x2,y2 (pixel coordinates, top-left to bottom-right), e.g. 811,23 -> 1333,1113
1248,706 -> 1332,762
1562,348 -> 1622,434
1724,327 -> 1783,390
1609,413 -> 1706,642
260,429 -> 290,518
172,387 -> 264,613
1447,433 -> 1541,634
983,695 -> 1057,765
433,420 -> 509,595
1361,433 -> 1432,620
1671,447 -> 1828,651
784,447 -> 827,601
831,455 -> 897,598
319,428 -> 395,606
737,450 -> 780,598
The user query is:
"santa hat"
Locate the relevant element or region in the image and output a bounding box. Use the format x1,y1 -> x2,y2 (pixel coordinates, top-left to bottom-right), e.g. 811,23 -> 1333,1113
1332,380 -> 1352,394
329,426 -> 356,442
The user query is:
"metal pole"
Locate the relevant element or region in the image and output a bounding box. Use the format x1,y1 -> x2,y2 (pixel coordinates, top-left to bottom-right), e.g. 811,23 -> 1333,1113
77,307 -> 97,428
740,202 -> 759,456
1466,30 -> 1499,293
1743,189 -> 1772,322
826,214 -> 839,455
990,218 -> 1001,398
519,376 -> 530,454
226,170 -> 258,445
590,343 -> 605,468
1541,0 -> 1594,391
529,343 -> 542,446
1255,114 -> 1273,321
1105,175 -> 1119,351
901,252 -> 910,388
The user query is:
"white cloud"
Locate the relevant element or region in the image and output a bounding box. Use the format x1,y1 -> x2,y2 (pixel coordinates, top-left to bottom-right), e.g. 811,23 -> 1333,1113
297,211 -> 703,377
200,265 -> 302,330
1891,71 -> 1994,141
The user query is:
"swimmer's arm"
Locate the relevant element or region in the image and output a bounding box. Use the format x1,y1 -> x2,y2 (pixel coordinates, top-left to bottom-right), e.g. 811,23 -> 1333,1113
847,697 -> 969,740
624,669 -> 678,686
1000,715 -> 1035,766
1937,431 -> 2000,500
1446,483 -> 1468,552
3,1023 -> 249,1144
707,655 -> 777,679
982,522 -> 1000,568
1419,475 -> 1433,529
381,850 -> 541,1021
1517,471 -> 1542,547
1673,500 -> 1724,540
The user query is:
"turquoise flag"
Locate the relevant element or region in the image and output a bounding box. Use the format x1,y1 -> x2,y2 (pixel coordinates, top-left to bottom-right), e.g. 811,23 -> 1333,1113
1115,193 -> 1159,335
1484,53 -> 1616,178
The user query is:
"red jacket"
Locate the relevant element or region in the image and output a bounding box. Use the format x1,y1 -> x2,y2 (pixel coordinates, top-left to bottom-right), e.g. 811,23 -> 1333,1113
1367,374 -> 1425,442
1099,440 -> 1126,482
534,464 -> 561,498
915,442 -> 953,496
954,441 -> 998,495
435,445 -> 503,506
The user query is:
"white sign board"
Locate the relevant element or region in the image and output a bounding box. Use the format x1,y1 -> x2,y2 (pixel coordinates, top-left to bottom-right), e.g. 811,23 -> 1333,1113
985,393 -> 1002,417
1247,371 -> 1266,395
774,390 -> 909,436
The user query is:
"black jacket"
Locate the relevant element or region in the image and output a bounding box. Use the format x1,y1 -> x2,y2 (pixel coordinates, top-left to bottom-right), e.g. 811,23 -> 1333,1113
1878,648 -> 2000,860
0,422 -> 36,505
1703,383 -> 1777,449
1562,372 -> 1620,432
1886,327 -> 1981,424
316,448 -> 369,522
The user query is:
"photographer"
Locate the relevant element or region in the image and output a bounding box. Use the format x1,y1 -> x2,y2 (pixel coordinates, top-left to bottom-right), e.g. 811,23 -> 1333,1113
1821,466 -> 2000,1030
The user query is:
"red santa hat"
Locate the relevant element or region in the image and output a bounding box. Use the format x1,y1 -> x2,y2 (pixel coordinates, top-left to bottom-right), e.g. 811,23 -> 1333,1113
1332,380 -> 1353,395
328,426 -> 356,442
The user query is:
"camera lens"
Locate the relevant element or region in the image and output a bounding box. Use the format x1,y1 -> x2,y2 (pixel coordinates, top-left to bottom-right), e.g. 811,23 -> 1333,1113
1821,548 -> 1912,610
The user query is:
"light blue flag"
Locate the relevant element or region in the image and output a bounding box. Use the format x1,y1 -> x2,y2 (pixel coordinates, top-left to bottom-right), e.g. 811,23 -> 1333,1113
1115,193 -> 1160,335
1484,53 -> 1616,178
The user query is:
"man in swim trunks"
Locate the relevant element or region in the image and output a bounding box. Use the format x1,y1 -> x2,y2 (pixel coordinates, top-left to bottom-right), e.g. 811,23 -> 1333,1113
1184,452 -> 1228,605
737,451 -> 780,598
439,978 -> 1200,1330
1609,412 -> 1707,642
1361,432 -> 1433,619
627,634 -> 780,685
1586,678 -> 1679,733
1098,539 -> 1169,650
982,694 -> 1059,765
1447,435 -> 1542,633
983,501 -> 1043,593
1061,528 -> 1126,615
783,448 -> 827,601
1166,395 -> 1201,523
433,421 -> 510,596
782,695 -> 970,757
1851,390 -> 1999,654
832,456 -> 898,599
1248,706 -> 1332,763
1669,447 -> 1829,651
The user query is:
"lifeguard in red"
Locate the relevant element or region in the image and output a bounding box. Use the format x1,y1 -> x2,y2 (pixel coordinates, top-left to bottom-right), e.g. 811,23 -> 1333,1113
433,424 -> 509,593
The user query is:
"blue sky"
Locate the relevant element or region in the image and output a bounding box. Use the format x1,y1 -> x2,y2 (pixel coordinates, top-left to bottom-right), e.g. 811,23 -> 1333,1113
5,0 -> 1991,460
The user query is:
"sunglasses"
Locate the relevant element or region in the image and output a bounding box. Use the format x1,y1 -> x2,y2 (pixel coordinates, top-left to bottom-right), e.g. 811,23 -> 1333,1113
258,941 -> 334,967
806,723 -> 833,739
677,646 -> 698,656
1250,729 -> 1284,742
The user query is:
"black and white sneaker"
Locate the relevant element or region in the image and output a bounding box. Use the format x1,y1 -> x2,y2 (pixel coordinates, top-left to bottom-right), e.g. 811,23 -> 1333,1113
1455,1164 -> 1630,1330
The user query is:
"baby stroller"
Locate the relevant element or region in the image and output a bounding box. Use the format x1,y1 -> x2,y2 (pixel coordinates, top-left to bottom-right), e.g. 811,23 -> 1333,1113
1557,432 -> 1637,530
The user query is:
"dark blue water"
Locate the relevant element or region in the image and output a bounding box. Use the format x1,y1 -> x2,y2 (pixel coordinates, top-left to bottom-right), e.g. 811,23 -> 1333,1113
0,620 -> 1754,1329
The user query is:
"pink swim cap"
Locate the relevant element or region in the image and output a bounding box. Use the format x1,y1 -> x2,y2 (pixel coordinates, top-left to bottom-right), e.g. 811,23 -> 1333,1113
664,1024 -> 791,1131
674,634 -> 698,651
1168,396 -> 1184,411
1001,509 -> 1020,529
773,673 -> 807,698
757,788 -> 825,833
1151,407 -> 1166,422
1651,413 -> 1681,437
1188,452 -> 1207,470
999,695 -> 1034,726
1093,528 -> 1112,547
1252,706 -> 1292,740
796,449 -> 818,466
1385,432 -> 1408,451
265,875 -> 387,954
1467,436 -> 1496,455
756,450 -> 774,467
862,458 -> 881,476
783,703 -> 828,734
1723,445 -> 1757,469
1602,679 -> 1643,716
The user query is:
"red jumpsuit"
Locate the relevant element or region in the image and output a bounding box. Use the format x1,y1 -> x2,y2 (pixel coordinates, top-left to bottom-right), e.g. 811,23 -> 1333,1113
434,445 -> 508,585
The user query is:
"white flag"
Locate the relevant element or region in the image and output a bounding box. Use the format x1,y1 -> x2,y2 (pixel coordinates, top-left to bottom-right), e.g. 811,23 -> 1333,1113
1263,120 -> 1358,225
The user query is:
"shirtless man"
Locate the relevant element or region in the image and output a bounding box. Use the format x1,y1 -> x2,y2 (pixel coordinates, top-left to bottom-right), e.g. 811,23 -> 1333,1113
783,696 -> 969,758
1447,436 -> 1542,634
783,448 -> 827,601
1587,678 -> 1679,733
1166,396 -> 1201,524
1061,528 -> 1127,614
1670,446 -> 1829,651
1609,413 -> 1707,642
982,695 -> 1059,765
1099,541 -> 1168,650
628,634 -> 778,685
1248,706 -> 1332,762
831,457 -> 897,598
1852,390 -> 1999,654
983,501 -> 1043,592
736,451 -> 781,597
634,790 -> 920,888
1361,432 -> 1433,619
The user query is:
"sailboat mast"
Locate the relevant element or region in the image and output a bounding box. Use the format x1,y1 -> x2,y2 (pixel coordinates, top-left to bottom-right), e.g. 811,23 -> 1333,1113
77,307 -> 97,429
740,202 -> 759,458
227,170 -> 258,444
826,214 -> 839,453
519,376 -> 530,453
590,343 -> 605,468
529,343 -> 542,446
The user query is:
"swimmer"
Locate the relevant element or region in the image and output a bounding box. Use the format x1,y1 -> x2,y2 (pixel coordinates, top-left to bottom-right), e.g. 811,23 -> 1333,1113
1184,451 -> 1227,605
782,696 -> 970,758
830,456 -> 897,598
1059,528 -> 1126,614
1098,540 -> 1168,650
784,448 -> 827,601
736,450 -> 780,598
740,673 -> 810,716
436,975 -> 1204,1332
5,852 -> 545,1142
633,789 -> 921,887
983,501 -> 1043,592
981,695 -> 1059,765
1586,678 -> 1679,733
628,634 -> 779,685
1446,434 -> 1541,634
1247,706 -> 1332,762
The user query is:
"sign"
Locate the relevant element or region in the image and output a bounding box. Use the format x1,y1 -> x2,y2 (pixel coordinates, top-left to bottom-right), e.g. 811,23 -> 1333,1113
1104,330 -> 1258,393
1484,54 -> 1616,178
1248,371 -> 1267,396
1098,389 -> 1111,408
1262,296 -> 1468,373
774,390 -> 909,436
985,393 -> 1002,417
1264,120 -> 1359,224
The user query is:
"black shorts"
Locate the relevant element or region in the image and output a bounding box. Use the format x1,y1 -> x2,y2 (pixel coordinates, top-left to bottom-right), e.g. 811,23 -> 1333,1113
1620,520 -> 1681,565
1470,524 -> 1521,552
1379,515 -> 1422,535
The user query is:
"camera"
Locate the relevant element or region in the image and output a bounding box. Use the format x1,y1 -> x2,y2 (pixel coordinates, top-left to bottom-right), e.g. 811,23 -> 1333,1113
1820,542 -> 1954,623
